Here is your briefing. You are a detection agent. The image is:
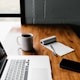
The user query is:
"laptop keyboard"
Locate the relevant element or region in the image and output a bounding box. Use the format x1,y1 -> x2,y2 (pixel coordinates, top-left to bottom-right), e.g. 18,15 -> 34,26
5,59 -> 29,80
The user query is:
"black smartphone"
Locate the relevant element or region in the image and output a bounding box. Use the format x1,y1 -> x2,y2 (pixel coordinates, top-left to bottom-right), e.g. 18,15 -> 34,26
60,59 -> 80,73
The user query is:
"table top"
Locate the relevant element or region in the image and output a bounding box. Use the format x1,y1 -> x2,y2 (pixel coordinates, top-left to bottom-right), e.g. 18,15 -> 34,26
3,25 -> 80,80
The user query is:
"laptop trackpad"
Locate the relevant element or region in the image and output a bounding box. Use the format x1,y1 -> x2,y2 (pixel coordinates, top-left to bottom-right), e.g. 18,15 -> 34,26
28,68 -> 51,80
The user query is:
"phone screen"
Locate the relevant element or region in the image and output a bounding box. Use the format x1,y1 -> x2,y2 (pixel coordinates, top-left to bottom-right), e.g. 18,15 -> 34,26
60,59 -> 80,73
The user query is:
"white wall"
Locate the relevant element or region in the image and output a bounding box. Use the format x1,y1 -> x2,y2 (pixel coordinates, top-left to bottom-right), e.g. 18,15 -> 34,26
0,0 -> 20,21
0,0 -> 20,14
0,0 -> 21,41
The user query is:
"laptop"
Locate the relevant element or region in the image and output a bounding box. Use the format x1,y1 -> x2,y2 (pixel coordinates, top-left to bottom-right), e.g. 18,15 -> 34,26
0,42 -> 52,80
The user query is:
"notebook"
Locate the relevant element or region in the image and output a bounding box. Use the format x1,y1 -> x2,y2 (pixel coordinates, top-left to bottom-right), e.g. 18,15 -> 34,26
0,42 -> 52,80
40,36 -> 74,56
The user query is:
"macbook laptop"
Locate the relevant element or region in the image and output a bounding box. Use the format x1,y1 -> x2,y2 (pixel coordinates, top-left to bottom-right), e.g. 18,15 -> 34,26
0,42 -> 52,80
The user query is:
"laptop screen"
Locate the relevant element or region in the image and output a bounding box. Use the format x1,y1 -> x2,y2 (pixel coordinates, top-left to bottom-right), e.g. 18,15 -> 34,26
0,42 -> 7,77
0,42 -> 7,59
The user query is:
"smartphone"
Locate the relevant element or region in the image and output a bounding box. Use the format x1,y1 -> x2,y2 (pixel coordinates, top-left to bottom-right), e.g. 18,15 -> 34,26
60,59 -> 80,73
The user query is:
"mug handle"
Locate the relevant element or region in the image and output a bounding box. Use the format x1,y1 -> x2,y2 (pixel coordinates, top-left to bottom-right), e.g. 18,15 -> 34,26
17,36 -> 21,46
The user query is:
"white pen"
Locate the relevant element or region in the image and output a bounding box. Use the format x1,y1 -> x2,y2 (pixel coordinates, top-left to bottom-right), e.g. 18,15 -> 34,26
50,44 -> 58,57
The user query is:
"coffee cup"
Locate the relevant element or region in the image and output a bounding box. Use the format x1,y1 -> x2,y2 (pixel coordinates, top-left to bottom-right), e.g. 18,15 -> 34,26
17,33 -> 33,51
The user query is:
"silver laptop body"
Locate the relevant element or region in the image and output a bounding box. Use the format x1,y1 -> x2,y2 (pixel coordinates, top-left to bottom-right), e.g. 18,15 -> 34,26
0,42 -> 52,80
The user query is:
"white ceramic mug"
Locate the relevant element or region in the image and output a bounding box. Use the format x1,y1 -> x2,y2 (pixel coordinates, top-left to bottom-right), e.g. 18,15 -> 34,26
17,33 -> 33,51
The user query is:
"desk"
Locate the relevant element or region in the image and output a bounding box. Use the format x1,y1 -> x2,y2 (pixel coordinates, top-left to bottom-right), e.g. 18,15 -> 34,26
3,25 -> 80,80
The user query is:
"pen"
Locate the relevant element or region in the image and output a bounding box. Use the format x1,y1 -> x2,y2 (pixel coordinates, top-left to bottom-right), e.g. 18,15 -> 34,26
50,44 -> 58,57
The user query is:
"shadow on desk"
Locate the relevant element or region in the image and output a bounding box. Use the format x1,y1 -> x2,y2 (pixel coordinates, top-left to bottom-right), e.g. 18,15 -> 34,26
21,48 -> 39,55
